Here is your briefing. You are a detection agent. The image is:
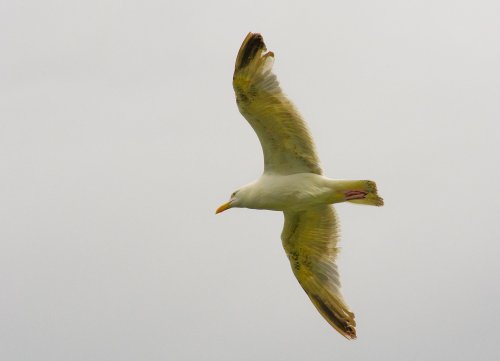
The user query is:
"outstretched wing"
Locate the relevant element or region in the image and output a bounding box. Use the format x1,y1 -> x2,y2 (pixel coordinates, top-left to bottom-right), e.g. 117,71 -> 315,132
233,33 -> 322,175
281,205 -> 356,339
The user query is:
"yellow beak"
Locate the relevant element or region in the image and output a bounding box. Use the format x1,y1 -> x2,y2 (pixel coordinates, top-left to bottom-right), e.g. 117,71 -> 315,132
215,201 -> 232,214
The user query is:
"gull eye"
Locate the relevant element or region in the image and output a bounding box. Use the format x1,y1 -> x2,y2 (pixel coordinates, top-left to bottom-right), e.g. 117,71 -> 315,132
231,191 -> 237,198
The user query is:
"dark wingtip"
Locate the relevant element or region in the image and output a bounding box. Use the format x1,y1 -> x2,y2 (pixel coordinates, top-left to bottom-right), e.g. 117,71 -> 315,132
312,295 -> 357,340
235,32 -> 266,70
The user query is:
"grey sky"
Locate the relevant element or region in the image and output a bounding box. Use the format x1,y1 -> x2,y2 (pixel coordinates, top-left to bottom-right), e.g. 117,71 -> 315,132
1,0 -> 500,360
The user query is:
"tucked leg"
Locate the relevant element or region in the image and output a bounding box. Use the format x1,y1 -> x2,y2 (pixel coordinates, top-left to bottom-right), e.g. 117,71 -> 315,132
328,180 -> 383,206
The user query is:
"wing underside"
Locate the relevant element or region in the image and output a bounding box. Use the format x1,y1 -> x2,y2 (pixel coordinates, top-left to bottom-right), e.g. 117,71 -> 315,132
281,205 -> 356,339
233,33 -> 322,175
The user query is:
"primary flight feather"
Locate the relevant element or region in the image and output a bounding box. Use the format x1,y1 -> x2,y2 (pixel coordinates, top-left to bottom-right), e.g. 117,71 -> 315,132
216,33 -> 383,339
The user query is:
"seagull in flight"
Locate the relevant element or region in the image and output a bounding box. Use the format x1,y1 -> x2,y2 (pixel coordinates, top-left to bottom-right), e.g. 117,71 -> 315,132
216,33 -> 383,339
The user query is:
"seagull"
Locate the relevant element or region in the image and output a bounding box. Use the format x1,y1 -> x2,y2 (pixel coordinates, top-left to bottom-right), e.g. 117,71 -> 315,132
216,33 -> 383,339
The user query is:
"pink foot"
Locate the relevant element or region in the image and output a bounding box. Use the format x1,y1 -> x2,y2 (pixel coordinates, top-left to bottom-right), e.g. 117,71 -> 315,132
344,190 -> 367,200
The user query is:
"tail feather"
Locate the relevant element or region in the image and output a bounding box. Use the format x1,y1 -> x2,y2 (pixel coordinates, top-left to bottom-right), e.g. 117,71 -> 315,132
347,180 -> 384,206
348,194 -> 384,206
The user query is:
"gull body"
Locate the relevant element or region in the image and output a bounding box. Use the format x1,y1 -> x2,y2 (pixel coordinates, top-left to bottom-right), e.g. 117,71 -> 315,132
216,33 -> 383,339
230,174 -> 366,212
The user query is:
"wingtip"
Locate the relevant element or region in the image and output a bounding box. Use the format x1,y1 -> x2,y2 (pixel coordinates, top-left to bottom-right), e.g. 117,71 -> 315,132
235,32 -> 267,71
310,294 -> 357,340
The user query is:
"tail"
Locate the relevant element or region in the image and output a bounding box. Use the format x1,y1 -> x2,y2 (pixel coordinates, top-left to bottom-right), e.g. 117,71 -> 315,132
347,180 -> 384,206
330,180 -> 384,206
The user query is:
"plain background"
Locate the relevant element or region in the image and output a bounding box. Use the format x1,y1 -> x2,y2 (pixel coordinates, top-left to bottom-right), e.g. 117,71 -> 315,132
2,1 -> 500,360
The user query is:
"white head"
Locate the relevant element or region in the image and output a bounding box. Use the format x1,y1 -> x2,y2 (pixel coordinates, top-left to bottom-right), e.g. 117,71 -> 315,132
215,187 -> 250,214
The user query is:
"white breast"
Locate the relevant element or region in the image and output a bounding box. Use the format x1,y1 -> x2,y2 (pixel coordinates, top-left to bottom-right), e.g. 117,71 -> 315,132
242,173 -> 332,211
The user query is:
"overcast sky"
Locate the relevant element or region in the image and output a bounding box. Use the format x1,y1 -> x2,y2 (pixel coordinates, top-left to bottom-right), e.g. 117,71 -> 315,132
1,1 -> 500,360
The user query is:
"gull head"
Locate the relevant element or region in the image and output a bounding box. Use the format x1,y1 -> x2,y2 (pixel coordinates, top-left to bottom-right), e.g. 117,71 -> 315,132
215,189 -> 247,214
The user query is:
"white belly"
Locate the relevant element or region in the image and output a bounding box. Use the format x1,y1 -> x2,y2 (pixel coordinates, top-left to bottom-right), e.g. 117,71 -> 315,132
244,173 -> 332,211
